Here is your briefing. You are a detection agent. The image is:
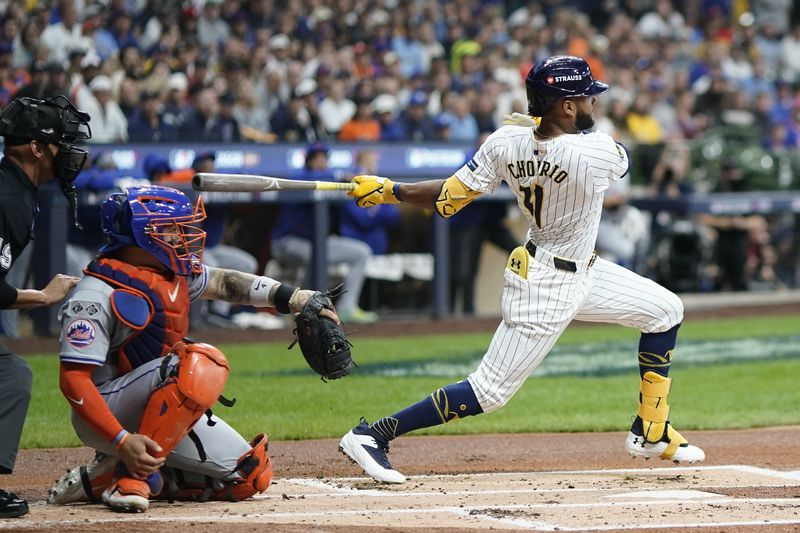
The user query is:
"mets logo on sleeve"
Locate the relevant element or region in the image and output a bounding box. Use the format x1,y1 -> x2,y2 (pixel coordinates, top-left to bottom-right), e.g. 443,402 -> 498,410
66,319 -> 96,348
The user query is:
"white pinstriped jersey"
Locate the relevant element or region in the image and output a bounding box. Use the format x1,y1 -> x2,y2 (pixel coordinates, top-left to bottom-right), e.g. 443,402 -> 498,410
455,125 -> 629,261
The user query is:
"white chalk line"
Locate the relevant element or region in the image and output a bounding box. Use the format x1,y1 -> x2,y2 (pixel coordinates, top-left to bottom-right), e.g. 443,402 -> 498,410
306,463 -> 800,482
263,479 -> 797,500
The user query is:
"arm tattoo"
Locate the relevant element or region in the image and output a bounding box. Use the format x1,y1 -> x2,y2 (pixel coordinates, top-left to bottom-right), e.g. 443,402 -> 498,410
205,268 -> 257,304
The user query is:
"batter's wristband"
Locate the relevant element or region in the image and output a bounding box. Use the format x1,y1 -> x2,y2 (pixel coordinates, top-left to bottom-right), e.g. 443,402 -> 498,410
274,284 -> 296,314
392,182 -> 403,201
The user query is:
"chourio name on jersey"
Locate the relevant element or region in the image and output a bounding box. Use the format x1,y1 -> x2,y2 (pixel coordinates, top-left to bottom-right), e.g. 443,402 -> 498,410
507,159 -> 568,183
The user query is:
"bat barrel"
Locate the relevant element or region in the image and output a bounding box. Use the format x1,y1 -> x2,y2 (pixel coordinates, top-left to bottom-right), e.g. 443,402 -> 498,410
192,173 -> 240,191
192,172 -> 356,192
192,173 -> 284,191
191,173 -> 205,191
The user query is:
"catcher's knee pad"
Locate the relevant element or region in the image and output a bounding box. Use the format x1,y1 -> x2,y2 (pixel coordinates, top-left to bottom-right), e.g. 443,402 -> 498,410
138,341 -> 230,455
638,371 -> 679,444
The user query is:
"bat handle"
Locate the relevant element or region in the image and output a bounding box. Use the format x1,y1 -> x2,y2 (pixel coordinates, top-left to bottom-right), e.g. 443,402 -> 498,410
316,181 -> 357,192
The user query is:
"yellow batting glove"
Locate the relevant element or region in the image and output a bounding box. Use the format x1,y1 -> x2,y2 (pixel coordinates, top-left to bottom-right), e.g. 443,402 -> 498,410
349,175 -> 399,208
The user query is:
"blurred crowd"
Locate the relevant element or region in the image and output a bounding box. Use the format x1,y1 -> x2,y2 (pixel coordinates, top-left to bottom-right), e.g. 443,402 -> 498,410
0,0 -> 795,149
0,0 -> 799,332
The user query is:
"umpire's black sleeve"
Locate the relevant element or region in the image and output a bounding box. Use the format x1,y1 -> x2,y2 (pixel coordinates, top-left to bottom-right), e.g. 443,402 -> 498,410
0,210 -> 19,309
0,279 -> 17,308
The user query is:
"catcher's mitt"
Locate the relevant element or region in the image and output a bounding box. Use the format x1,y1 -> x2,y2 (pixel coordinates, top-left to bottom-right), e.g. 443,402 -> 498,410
288,291 -> 353,381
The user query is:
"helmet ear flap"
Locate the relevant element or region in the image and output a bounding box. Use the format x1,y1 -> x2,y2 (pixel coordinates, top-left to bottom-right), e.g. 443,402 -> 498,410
115,194 -> 132,237
108,193 -> 127,234
99,192 -> 133,251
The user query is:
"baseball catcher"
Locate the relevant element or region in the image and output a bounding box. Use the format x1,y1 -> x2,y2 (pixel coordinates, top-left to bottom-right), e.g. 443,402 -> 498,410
48,185 -> 342,513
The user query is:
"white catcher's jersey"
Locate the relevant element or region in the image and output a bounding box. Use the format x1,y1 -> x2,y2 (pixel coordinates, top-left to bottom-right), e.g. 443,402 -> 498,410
455,125 -> 629,261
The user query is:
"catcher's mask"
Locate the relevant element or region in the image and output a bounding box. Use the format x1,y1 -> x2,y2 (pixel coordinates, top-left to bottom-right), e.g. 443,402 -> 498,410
525,55 -> 608,116
0,95 -> 92,222
99,185 -> 207,275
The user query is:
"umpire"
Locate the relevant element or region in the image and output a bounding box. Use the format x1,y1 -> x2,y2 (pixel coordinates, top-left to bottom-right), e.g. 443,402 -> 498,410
0,95 -> 90,517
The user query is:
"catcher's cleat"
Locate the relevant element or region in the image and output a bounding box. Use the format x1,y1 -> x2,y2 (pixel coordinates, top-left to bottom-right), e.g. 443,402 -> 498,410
48,452 -> 116,505
626,416 -> 705,463
339,418 -> 405,484
102,472 -> 161,513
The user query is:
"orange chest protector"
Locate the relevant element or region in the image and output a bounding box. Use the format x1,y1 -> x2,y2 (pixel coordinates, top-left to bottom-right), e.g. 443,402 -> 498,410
84,258 -> 190,374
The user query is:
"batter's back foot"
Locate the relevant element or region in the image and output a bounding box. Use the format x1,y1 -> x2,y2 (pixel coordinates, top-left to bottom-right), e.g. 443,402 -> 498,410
626,416 -> 705,464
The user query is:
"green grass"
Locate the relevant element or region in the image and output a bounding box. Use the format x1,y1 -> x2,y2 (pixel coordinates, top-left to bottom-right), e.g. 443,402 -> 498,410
21,313 -> 800,448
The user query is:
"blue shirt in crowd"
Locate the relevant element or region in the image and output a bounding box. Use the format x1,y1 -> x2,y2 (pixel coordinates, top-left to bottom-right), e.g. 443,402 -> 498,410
271,168 -> 336,241
338,201 -> 401,255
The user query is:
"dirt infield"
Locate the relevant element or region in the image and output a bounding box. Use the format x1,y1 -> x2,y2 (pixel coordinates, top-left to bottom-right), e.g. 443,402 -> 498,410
4,426 -> 800,531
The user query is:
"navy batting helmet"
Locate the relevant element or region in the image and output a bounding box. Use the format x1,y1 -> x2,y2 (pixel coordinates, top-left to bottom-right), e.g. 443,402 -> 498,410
525,56 -> 608,116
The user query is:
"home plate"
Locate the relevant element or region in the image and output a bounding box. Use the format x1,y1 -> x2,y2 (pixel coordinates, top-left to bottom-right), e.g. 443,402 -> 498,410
610,490 -> 720,500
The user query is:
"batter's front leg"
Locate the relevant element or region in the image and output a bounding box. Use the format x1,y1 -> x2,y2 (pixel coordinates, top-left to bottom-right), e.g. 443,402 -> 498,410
575,257 -> 705,464
340,253 -> 580,484
467,319 -> 563,413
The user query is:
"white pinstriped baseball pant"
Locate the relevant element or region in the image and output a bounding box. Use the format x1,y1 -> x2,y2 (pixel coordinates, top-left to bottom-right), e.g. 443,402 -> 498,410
467,255 -> 683,413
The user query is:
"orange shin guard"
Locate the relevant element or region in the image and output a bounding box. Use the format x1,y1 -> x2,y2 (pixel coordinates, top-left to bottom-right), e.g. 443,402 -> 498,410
137,341 -> 230,456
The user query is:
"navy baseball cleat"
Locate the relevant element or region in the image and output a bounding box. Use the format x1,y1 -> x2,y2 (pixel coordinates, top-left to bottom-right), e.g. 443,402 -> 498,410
339,418 -> 406,484
0,489 -> 28,518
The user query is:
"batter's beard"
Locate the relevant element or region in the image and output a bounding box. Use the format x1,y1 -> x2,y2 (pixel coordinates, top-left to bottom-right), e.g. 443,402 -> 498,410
575,110 -> 595,131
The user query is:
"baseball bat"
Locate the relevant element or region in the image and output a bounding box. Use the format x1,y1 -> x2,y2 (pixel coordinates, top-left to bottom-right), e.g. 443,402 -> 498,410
192,173 -> 356,192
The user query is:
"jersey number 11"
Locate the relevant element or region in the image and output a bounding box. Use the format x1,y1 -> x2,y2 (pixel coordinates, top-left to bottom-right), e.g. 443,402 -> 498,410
520,184 -> 544,228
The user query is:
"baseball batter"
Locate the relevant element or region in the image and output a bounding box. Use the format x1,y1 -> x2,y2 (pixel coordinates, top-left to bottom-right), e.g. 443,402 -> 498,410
48,185 -> 336,512
340,56 -> 704,484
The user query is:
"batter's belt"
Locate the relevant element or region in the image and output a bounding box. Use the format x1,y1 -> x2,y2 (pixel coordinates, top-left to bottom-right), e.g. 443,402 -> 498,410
525,241 -> 597,273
